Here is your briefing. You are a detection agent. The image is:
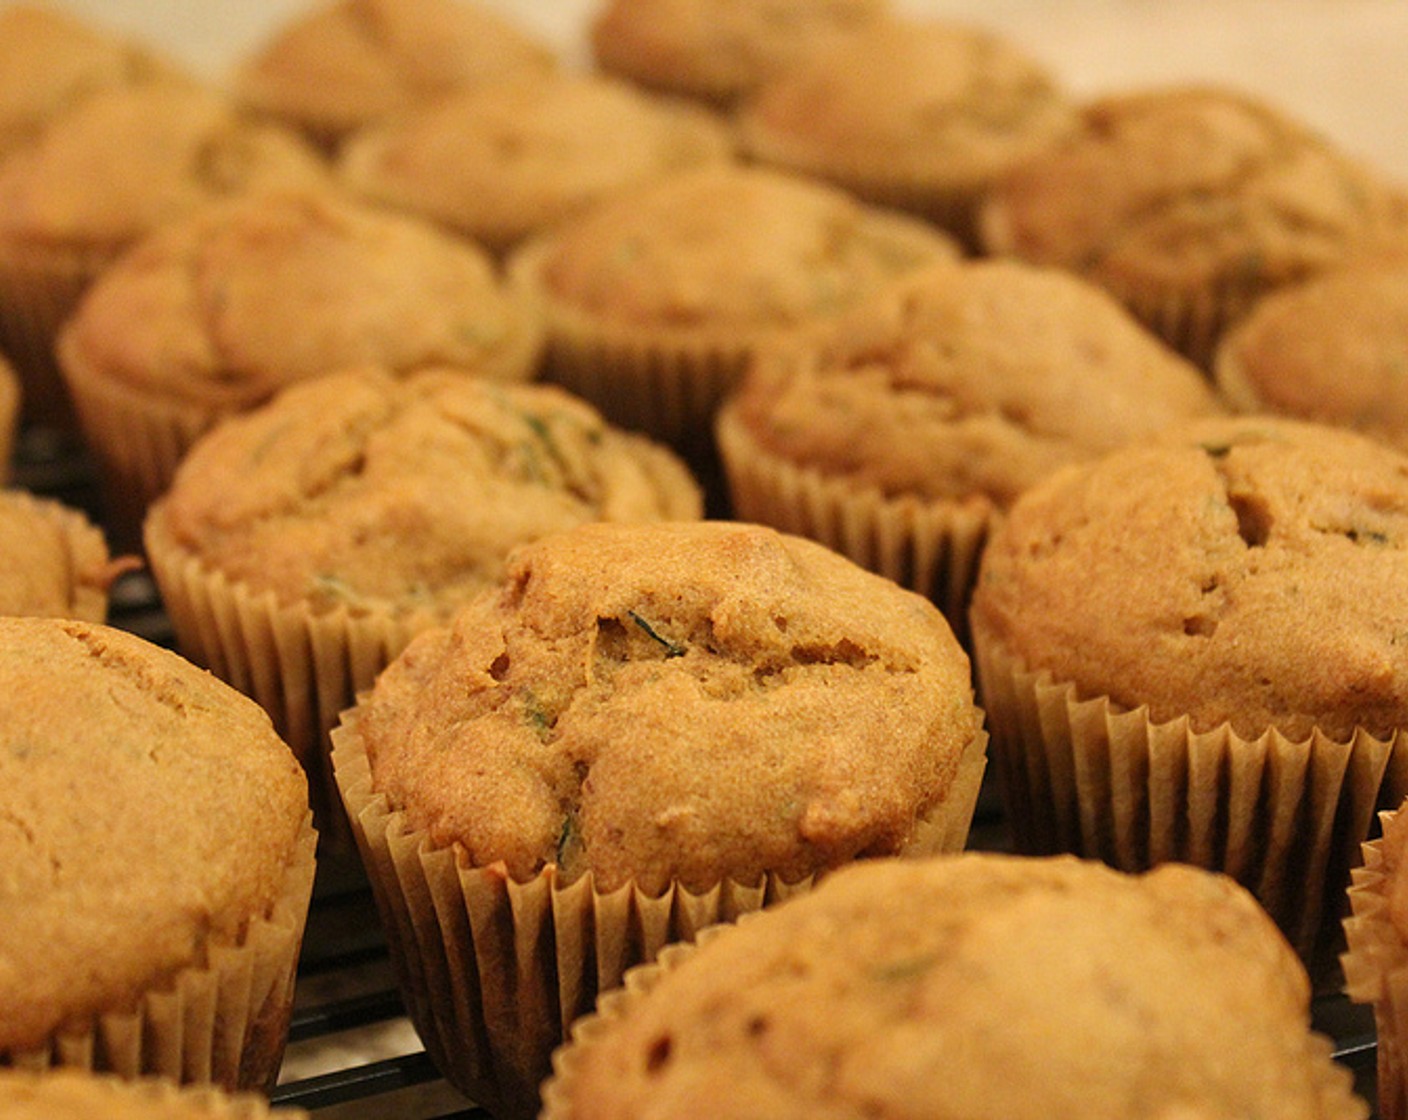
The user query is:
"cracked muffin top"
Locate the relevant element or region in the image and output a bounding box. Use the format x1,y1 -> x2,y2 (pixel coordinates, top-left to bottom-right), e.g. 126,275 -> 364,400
59,189 -> 539,408
233,0 -> 556,146
337,73 -> 736,255
979,85 -> 1408,300
0,617 -> 308,1053
349,520 -> 980,894
520,166 -> 959,336
149,367 -> 702,619
0,489 -> 123,621
0,84 -> 328,254
591,0 -> 889,106
971,415 -> 1408,742
552,855 -> 1363,1120
722,258 -> 1220,511
0,1070 -> 307,1120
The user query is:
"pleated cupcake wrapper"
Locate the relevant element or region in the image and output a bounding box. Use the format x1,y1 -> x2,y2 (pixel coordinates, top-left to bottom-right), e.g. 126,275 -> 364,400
9,487 -> 115,623
145,508 -> 434,852
715,406 -> 993,646
0,236 -> 119,429
1344,806 -> 1408,1120
1,813 -> 317,1092
331,705 -> 986,1120
973,626 -> 1407,984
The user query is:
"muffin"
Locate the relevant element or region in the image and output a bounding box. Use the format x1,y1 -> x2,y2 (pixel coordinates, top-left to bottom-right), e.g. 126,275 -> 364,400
0,487 -> 128,621
233,0 -> 557,149
979,85 -> 1408,369
57,187 -> 540,549
968,414 -> 1408,980
332,519 -> 987,1117
1216,255 -> 1408,450
0,351 -> 18,478
0,83 -> 328,431
337,73 -> 736,257
590,0 -> 890,107
145,366 -> 702,845
717,257 -> 1221,638
542,854 -> 1365,1120
508,165 -> 959,470
737,20 -> 1079,248
0,617 -> 316,1090
0,1069 -> 307,1120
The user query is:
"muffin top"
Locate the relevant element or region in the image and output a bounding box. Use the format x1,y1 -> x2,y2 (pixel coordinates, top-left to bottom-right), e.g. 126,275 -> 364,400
234,0 -> 556,145
351,520 -> 979,894
724,258 -> 1220,510
0,489 -> 122,621
981,85 -> 1408,296
1216,256 -> 1408,450
738,20 -> 1077,196
0,5 -> 186,159
151,367 -> 703,619
520,166 -> 959,336
971,415 -> 1408,742
0,84 -> 328,252
553,854 -> 1361,1120
0,617 -> 308,1052
59,189 -> 539,408
591,0 -> 889,105
338,74 -> 736,254
0,1070 -> 306,1120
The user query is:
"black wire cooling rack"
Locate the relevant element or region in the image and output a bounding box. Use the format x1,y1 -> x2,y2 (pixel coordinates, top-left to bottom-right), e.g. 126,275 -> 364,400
14,429 -> 1383,1120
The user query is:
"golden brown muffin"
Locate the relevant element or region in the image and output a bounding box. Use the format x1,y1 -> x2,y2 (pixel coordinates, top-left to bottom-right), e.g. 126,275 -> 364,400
234,0 -> 557,148
543,854 -> 1366,1120
717,258 -> 1221,635
0,617 -> 316,1090
332,519 -> 986,1116
0,488 -> 126,621
57,187 -> 540,549
1346,796 -> 1408,1120
1216,255 -> 1408,449
0,1070 -> 307,1120
0,351 -> 18,478
591,0 -> 889,106
0,5 -> 187,160
145,366 -> 702,843
0,83 -> 328,429
338,73 -> 736,256
738,20 -> 1079,247
968,414 -> 1408,977
980,85 -> 1408,369
509,165 -> 958,464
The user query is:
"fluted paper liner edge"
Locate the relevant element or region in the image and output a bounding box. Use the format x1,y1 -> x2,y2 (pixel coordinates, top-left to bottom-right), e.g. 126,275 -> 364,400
331,700 -> 986,1119
1,812 -> 317,1092
973,621 -> 1406,981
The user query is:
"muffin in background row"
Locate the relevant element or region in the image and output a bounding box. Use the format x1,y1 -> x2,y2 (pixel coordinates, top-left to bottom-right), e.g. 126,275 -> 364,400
0,617 -> 316,1090
0,351 -> 18,478
0,83 -> 329,429
332,519 -> 986,1117
738,19 -> 1079,248
590,0 -> 890,107
58,186 -> 540,550
0,486 -> 127,621
232,0 -> 557,149
969,414 -> 1408,982
542,854 -> 1365,1120
717,257 -> 1220,639
980,84 -> 1408,369
338,72 -> 737,258
146,366 -> 702,848
0,1069 -> 306,1120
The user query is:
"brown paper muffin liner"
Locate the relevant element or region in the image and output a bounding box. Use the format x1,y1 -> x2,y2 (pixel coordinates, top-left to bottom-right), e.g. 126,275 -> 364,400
0,353 -> 19,480
1345,802 -> 1408,1120
331,703 -> 986,1119
0,236 -> 121,430
716,404 -> 994,645
972,624 -> 1408,985
0,812 -> 317,1093
145,506 -> 435,852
